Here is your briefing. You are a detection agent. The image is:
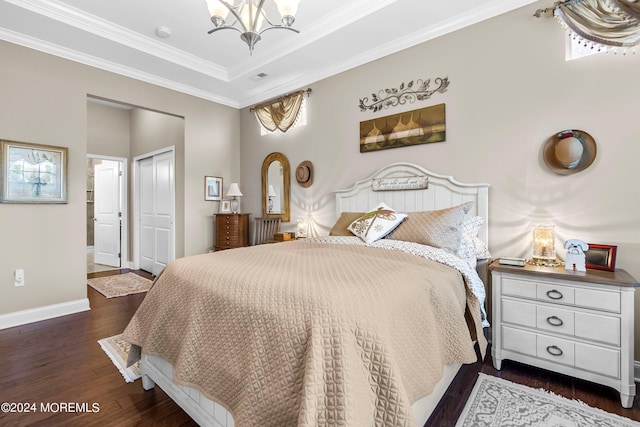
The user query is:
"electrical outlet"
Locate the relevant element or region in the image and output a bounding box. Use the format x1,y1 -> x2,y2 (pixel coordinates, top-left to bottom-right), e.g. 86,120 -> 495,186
15,269 -> 24,287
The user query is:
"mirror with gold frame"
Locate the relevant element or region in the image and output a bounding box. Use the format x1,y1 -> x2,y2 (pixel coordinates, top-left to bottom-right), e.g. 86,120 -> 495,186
261,152 -> 290,222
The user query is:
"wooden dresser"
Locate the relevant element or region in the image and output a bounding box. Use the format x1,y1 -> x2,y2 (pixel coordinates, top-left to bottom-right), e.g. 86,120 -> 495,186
490,261 -> 639,407
214,213 -> 249,251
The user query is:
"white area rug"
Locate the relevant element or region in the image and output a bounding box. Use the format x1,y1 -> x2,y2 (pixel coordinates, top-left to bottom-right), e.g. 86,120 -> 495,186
88,272 -> 152,298
98,334 -> 141,383
456,373 -> 640,427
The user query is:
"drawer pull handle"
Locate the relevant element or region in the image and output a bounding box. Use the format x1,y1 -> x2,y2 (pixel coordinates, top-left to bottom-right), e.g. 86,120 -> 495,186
546,289 -> 563,300
546,316 -> 564,327
546,345 -> 563,357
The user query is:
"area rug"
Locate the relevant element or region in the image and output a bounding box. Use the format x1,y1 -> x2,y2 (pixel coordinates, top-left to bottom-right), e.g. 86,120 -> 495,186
88,272 -> 152,298
98,334 -> 141,383
456,373 -> 640,427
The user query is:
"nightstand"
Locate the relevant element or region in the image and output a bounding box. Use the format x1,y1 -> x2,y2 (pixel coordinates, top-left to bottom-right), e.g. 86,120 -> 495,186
490,261 -> 639,407
214,213 -> 249,251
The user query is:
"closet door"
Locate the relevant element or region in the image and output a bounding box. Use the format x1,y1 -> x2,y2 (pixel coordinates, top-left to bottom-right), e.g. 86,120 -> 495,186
139,151 -> 174,276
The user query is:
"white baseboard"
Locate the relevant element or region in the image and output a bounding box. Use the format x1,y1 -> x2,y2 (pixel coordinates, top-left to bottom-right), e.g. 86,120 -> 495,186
0,298 -> 90,330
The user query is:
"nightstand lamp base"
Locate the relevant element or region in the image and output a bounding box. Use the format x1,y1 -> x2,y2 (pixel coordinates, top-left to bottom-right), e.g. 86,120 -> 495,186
526,257 -> 564,267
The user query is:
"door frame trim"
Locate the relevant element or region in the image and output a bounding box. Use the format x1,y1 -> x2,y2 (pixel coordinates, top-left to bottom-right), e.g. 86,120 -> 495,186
132,146 -> 176,272
87,154 -> 128,268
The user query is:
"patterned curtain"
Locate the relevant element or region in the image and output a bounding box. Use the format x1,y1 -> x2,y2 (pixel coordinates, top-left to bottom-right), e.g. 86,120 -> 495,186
543,0 -> 640,49
612,0 -> 640,19
252,90 -> 305,133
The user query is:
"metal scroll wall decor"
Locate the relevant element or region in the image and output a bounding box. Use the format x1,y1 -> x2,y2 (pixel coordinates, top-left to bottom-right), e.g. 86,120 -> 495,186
358,77 -> 450,112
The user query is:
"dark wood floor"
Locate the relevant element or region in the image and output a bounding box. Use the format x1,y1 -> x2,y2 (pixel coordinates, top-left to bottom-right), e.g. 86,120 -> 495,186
1,269 -> 639,427
0,269 -> 196,427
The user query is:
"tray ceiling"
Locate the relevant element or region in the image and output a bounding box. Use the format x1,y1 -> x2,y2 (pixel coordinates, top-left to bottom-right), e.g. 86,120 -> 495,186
0,0 -> 537,108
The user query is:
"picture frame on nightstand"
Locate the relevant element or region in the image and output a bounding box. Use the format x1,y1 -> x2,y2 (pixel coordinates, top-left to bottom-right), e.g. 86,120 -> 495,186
585,243 -> 617,272
219,200 -> 231,213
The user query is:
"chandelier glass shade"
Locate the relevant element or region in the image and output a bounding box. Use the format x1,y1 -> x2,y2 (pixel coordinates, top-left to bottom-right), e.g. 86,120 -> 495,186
204,0 -> 301,53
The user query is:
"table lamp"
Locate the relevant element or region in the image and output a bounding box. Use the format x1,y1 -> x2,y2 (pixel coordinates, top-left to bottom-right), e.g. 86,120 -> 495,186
227,183 -> 243,214
528,224 -> 561,266
267,185 -> 277,213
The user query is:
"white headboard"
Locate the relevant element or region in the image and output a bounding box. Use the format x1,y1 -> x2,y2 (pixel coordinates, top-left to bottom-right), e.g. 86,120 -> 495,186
335,162 -> 490,246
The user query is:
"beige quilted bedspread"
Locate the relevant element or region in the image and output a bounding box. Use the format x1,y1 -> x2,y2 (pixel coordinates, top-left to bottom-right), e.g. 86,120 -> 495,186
123,240 -> 485,427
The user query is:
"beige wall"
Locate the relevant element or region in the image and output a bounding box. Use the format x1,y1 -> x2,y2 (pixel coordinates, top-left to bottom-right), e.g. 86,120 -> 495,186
240,2 -> 640,355
87,102 -> 131,158
0,39 -> 240,318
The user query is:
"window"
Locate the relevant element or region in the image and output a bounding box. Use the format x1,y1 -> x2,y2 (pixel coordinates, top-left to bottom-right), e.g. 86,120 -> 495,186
259,98 -> 307,136
567,36 -> 605,60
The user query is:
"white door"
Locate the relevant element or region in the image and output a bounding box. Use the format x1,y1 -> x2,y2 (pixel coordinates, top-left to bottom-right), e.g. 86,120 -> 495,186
139,151 -> 174,276
94,161 -> 121,267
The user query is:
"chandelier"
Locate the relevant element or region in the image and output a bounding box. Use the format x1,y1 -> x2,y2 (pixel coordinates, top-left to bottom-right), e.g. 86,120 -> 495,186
204,0 -> 302,53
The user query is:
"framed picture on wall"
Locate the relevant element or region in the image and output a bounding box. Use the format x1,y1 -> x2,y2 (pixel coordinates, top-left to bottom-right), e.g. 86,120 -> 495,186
1,139 -> 68,203
359,103 -> 446,153
205,176 -> 223,201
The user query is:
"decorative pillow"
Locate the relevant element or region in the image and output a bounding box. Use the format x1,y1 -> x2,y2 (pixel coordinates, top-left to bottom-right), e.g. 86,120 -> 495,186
348,202 -> 407,244
387,202 -> 473,253
329,212 -> 364,236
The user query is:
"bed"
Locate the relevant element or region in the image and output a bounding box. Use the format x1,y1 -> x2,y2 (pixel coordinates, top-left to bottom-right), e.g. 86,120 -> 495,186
123,162 -> 491,427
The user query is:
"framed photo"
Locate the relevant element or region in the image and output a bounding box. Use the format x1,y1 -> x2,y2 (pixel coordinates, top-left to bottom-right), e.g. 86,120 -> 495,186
1,140 -> 68,204
220,200 -> 231,213
204,176 -> 223,201
585,244 -> 617,272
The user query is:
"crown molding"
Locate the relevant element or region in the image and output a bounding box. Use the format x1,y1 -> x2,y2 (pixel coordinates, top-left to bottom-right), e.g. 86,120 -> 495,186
236,0 -> 538,108
3,0 -> 537,109
5,0 -> 230,80
0,27 -> 240,108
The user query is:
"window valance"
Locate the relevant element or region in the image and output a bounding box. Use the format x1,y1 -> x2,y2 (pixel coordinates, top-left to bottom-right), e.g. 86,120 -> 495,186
251,88 -> 311,133
535,0 -> 640,51
613,0 -> 640,19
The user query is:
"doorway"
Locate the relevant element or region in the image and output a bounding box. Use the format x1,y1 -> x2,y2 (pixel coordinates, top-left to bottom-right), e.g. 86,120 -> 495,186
87,155 -> 127,273
87,96 -> 183,277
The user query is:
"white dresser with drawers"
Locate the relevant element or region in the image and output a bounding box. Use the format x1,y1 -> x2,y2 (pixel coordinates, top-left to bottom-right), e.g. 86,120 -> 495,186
490,261 -> 639,407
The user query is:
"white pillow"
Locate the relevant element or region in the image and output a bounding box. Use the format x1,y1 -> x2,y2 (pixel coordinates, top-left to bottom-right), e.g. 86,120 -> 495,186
348,202 -> 407,244
458,216 -> 491,261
